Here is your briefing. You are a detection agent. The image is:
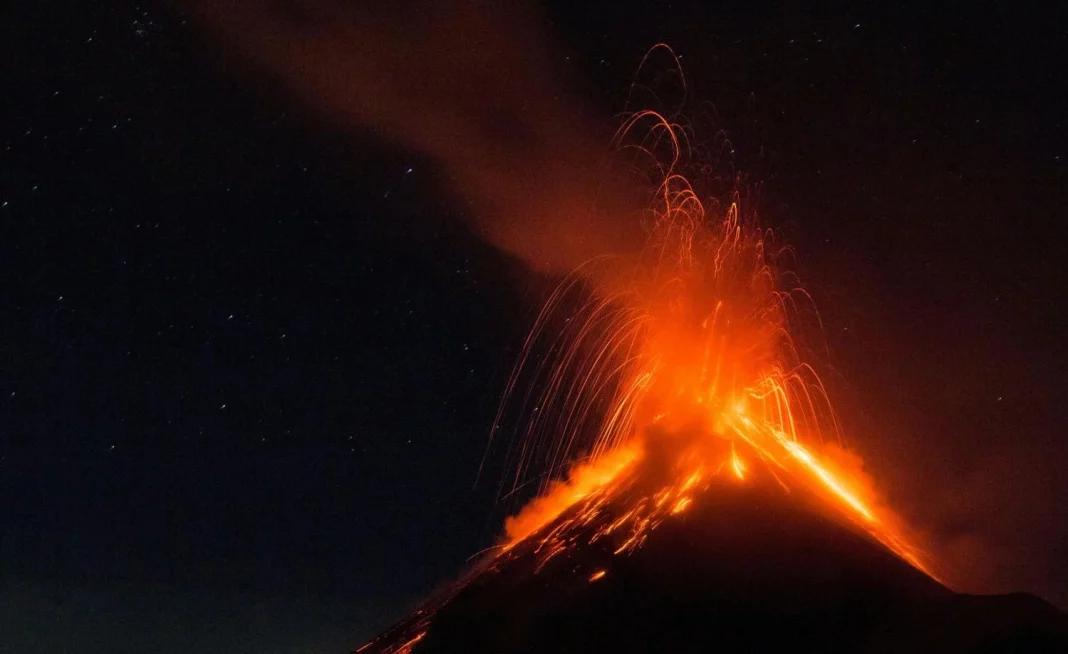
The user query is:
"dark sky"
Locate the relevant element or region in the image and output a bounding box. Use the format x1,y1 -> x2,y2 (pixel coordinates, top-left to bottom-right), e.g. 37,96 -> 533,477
3,1 -> 1066,652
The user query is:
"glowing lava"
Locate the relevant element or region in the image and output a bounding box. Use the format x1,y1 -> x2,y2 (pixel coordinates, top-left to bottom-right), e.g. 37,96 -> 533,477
490,98 -> 937,581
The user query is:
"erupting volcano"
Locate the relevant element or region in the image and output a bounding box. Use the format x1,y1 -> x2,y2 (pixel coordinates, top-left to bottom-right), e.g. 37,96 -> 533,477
357,58 -> 1068,654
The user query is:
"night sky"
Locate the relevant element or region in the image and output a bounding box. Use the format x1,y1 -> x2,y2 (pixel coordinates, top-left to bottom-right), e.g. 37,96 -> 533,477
3,2 -> 1066,652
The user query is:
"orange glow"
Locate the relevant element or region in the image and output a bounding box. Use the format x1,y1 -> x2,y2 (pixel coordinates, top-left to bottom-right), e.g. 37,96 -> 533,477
589,569 -> 607,582
492,77 -> 938,582
395,632 -> 426,654
503,443 -> 641,546
731,443 -> 747,479
780,438 -> 874,522
672,497 -> 693,514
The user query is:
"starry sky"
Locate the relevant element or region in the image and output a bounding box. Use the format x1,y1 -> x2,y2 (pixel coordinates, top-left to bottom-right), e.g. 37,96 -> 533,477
3,1 -> 1067,652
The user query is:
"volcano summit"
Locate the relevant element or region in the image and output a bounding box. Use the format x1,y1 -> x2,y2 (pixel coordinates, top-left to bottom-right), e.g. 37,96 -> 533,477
357,466 -> 1068,653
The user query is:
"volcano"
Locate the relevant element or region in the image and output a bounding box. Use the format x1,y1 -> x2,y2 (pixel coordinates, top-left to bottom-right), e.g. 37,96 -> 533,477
357,469 -> 1068,653
356,96 -> 1067,653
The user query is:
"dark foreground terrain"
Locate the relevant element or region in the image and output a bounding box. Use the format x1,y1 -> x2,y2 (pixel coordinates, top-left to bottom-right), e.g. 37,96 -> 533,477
360,475 -> 1068,653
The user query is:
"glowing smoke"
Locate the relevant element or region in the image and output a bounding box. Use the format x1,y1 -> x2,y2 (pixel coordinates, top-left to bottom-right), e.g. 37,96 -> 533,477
192,0 -> 640,272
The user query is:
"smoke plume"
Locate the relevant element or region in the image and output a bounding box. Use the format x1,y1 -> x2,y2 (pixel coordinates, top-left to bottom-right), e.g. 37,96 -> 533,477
192,0 -> 640,272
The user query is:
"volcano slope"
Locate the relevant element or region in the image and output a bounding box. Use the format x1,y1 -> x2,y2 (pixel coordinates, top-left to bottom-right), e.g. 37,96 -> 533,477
359,470 -> 1068,654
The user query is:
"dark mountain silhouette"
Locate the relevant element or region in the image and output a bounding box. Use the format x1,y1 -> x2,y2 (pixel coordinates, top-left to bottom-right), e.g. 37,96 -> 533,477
358,469 -> 1068,653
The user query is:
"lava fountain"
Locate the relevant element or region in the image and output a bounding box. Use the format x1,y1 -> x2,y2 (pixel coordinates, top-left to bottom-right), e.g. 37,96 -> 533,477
487,102 -> 936,577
